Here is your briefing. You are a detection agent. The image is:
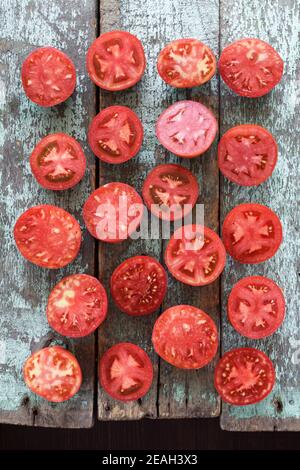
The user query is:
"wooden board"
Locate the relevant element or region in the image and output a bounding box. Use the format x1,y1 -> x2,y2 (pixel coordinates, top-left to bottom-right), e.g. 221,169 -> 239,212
0,0 -> 97,427
219,0 -> 300,431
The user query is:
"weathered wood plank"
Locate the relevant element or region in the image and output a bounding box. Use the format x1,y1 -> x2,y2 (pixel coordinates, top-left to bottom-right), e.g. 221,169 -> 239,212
0,0 -> 97,427
220,0 -> 300,431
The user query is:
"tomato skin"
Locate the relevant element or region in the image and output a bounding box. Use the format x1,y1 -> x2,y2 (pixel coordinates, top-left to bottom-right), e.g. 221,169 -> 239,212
88,106 -> 143,164
21,47 -> 76,107
218,124 -> 278,186
157,38 -> 216,88
23,346 -> 82,402
219,38 -> 284,98
86,30 -> 146,91
222,203 -> 283,264
227,276 -> 285,339
110,255 -> 167,316
99,343 -> 153,402
30,133 -> 86,190
152,305 -> 218,369
214,347 -> 275,405
47,274 -> 108,337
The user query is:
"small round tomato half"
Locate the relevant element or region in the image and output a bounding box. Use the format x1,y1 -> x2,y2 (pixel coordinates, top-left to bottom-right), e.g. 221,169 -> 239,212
152,305 -> 218,369
99,343 -> 153,402
86,30 -> 146,91
214,347 -> 275,405
157,38 -> 216,88
21,47 -> 76,107
228,276 -> 285,339
88,106 -> 143,164
83,182 -> 143,243
142,164 -> 199,221
47,274 -> 108,337
23,346 -> 82,402
30,133 -> 86,190
156,100 -> 217,158
222,203 -> 282,264
14,205 -> 81,268
218,124 -> 278,186
110,255 -> 167,316
165,224 -> 226,286
219,38 -> 284,98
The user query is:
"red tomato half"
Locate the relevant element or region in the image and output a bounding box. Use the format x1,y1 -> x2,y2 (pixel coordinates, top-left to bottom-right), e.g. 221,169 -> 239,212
219,38 -> 284,98
222,203 -> 282,264
23,346 -> 82,402
156,100 -> 217,158
21,47 -> 76,107
218,125 -> 278,186
88,106 -> 143,164
86,31 -> 146,91
99,343 -> 153,402
14,205 -> 81,268
83,182 -> 143,243
30,133 -> 86,190
165,224 -> 226,286
157,38 -> 216,88
142,164 -> 199,221
152,305 -> 218,369
214,347 -> 275,405
110,256 -> 167,316
47,274 -> 108,337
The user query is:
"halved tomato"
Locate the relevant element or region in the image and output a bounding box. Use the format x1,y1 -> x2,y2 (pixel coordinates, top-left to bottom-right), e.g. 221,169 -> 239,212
152,305 -> 218,369
165,224 -> 226,286
156,100 -> 217,158
47,274 -> 108,337
219,38 -> 284,98
14,205 -> 81,268
86,30 -> 146,91
157,38 -> 216,88
222,203 -> 282,264
88,106 -> 143,164
21,47 -> 76,107
83,182 -> 143,243
23,346 -> 82,402
110,255 -> 167,316
99,343 -> 153,402
214,347 -> 275,405
228,276 -> 285,339
218,124 -> 278,186
30,133 -> 86,190
142,164 -> 199,221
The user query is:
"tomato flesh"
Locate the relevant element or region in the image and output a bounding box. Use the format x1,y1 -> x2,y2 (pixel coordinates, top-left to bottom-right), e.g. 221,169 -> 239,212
152,305 -> 218,369
222,203 -> 282,264
156,100 -> 217,158
86,31 -> 146,91
21,47 -> 76,107
165,224 -> 226,286
47,274 -> 108,337
88,106 -> 143,164
83,182 -> 143,243
218,124 -> 277,186
99,343 -> 153,401
219,38 -> 284,98
110,255 -> 167,316
30,133 -> 86,190
23,346 -> 82,402
142,164 -> 199,221
14,205 -> 81,268
157,38 -> 216,88
214,347 -> 275,405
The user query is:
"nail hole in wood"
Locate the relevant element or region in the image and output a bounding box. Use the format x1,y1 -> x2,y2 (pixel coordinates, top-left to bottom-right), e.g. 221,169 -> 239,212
274,397 -> 283,413
21,395 -> 29,406
32,406 -> 38,416
105,404 -> 110,412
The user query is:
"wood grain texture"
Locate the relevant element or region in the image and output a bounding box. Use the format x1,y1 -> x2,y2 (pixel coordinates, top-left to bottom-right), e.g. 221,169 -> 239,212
97,0 -> 220,420
220,0 -> 300,431
0,0 -> 97,427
